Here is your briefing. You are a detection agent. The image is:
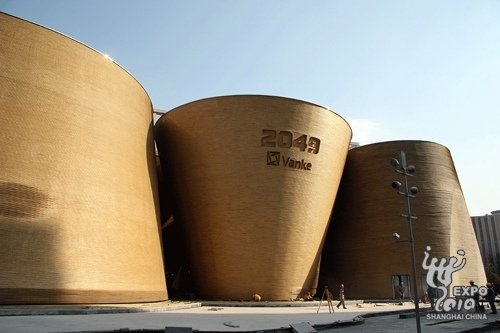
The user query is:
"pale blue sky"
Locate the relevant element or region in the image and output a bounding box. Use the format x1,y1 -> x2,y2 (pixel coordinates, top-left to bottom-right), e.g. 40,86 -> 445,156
1,0 -> 498,215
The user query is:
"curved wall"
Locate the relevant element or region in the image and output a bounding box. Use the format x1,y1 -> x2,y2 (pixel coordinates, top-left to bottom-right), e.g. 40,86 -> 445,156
155,95 -> 352,300
0,12 -> 167,303
321,141 -> 486,299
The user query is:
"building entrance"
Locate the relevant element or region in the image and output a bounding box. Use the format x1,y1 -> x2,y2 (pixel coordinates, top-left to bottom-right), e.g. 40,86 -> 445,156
392,275 -> 410,299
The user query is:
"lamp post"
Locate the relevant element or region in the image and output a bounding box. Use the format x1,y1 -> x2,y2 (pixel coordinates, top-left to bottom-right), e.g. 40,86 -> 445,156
390,151 -> 421,333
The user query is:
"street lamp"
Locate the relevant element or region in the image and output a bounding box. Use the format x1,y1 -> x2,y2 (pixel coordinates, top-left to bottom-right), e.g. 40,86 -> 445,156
390,151 -> 421,333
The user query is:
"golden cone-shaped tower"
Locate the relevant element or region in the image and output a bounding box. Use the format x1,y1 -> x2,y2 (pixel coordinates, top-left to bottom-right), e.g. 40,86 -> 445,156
321,140 -> 486,299
0,12 -> 167,304
156,95 -> 352,300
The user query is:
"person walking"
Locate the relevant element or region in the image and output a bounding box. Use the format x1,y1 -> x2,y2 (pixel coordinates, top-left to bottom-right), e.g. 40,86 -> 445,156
470,280 -> 480,312
336,284 -> 347,309
397,282 -> 406,300
486,282 -> 497,314
427,284 -> 438,309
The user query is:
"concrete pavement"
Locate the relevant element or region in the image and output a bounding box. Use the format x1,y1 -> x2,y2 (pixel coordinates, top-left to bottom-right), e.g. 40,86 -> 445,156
0,301 -> 414,332
327,311 -> 499,333
0,301 -> 498,333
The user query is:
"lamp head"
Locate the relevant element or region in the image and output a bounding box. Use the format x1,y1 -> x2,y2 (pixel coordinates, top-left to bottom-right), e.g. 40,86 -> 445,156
410,186 -> 418,195
392,181 -> 402,190
390,158 -> 400,168
407,165 -> 416,174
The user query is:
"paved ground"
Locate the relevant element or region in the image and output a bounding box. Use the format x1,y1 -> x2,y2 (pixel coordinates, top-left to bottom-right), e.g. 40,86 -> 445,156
326,312 -> 499,333
0,301 -> 498,333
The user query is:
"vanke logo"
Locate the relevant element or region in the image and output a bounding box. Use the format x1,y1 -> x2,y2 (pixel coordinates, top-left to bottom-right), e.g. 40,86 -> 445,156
267,151 -> 281,166
266,151 -> 312,171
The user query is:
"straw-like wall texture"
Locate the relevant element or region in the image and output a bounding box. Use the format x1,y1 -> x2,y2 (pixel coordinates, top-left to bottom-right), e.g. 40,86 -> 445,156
321,141 -> 486,299
155,95 -> 352,300
0,12 -> 167,304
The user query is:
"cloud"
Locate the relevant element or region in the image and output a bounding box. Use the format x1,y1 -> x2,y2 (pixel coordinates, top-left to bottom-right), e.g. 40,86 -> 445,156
346,118 -> 387,145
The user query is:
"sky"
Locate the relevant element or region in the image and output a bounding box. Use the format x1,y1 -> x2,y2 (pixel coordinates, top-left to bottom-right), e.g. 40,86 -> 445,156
1,0 -> 498,215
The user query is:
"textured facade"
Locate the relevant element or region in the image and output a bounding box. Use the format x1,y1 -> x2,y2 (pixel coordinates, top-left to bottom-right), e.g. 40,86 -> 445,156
0,12 -> 167,304
320,141 -> 486,299
1,11 -> 488,305
471,211 -> 500,271
155,95 -> 352,300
